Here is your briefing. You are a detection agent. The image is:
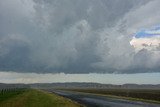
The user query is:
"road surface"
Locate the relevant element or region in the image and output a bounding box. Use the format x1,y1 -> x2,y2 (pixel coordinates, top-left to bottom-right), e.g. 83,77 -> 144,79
49,90 -> 160,107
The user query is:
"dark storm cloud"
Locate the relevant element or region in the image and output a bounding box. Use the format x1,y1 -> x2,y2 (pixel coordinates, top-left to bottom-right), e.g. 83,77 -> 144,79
0,0 -> 160,73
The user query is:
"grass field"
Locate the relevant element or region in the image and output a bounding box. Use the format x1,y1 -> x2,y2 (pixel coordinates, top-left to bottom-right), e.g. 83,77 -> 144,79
0,89 -> 83,107
0,88 -> 26,102
63,88 -> 160,103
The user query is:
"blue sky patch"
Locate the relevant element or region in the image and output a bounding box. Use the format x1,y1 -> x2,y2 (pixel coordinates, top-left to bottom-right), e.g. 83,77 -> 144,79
135,26 -> 160,38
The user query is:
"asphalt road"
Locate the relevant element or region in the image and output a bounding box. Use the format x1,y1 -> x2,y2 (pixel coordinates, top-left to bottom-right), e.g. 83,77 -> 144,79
50,90 -> 160,107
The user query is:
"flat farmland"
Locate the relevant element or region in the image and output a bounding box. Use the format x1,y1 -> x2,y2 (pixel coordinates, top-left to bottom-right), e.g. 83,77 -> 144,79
62,88 -> 160,103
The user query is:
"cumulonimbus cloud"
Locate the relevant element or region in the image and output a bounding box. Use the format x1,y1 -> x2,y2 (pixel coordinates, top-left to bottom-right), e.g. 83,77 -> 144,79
0,0 -> 160,73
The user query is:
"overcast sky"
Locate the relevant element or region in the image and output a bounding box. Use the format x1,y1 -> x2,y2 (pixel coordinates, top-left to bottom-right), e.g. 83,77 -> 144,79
0,0 -> 160,84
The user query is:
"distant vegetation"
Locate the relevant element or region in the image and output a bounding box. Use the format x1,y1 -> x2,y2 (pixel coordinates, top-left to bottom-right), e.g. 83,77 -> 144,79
0,89 -> 83,107
64,88 -> 160,103
30,82 -> 160,89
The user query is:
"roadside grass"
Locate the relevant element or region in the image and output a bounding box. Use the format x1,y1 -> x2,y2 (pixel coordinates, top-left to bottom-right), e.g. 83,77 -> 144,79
60,88 -> 160,104
0,89 -> 83,107
0,89 -> 26,102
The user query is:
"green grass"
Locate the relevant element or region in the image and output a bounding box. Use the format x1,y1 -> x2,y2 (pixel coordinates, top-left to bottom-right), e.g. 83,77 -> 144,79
61,88 -> 160,104
0,89 -> 83,107
0,89 -> 26,102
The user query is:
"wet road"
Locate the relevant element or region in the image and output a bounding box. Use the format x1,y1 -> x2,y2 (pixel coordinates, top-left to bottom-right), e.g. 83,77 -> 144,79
50,90 -> 160,107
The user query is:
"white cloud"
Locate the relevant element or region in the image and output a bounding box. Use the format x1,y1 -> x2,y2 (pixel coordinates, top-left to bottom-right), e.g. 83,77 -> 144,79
130,37 -> 160,51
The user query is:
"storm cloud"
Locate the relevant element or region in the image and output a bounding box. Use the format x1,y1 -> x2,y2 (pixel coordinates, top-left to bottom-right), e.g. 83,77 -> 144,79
0,0 -> 160,73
